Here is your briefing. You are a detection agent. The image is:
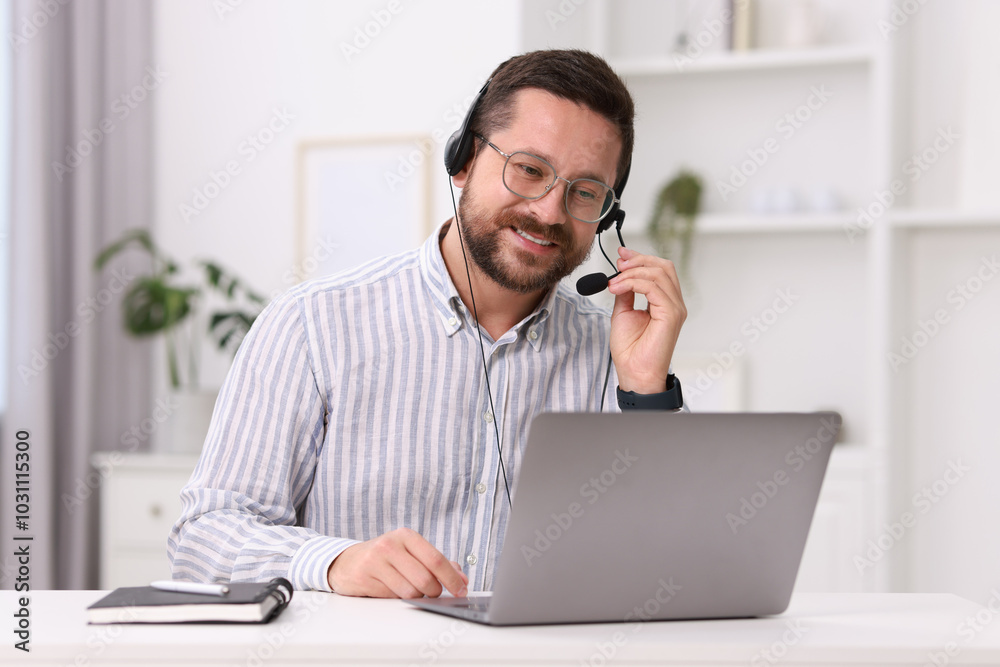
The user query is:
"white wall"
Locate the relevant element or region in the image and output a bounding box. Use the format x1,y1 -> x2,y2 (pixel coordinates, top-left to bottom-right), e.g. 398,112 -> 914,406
894,1 -> 1000,601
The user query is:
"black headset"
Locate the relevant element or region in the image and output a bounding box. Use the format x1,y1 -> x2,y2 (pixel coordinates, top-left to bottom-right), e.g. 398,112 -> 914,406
444,78 -> 629,235
442,77 -> 635,510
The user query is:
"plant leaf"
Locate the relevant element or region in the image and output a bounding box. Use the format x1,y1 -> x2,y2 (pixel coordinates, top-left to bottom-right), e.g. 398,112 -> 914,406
94,229 -> 155,270
122,279 -> 198,336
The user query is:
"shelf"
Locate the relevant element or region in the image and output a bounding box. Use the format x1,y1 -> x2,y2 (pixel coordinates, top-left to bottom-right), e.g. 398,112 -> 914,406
693,212 -> 855,234
890,209 -> 1000,229
624,210 -> 1000,237
614,45 -> 875,77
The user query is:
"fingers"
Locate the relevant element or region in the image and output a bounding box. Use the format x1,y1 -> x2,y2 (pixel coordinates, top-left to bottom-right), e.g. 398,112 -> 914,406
327,528 -> 469,599
609,269 -> 686,321
610,281 -> 636,320
451,561 -> 471,585
608,249 -> 687,321
398,530 -> 469,598
617,246 -> 683,295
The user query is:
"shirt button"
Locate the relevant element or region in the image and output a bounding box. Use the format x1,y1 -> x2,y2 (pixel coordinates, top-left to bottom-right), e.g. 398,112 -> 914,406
466,554 -> 478,566
484,411 -> 494,424
475,482 -> 486,494
448,317 -> 458,326
528,329 -> 539,341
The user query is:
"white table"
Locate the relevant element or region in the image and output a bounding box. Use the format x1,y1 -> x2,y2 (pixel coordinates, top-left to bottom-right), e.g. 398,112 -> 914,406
4,591 -> 1000,665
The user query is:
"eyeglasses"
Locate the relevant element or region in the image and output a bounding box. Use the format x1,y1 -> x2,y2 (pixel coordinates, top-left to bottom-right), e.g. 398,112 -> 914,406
476,135 -> 619,224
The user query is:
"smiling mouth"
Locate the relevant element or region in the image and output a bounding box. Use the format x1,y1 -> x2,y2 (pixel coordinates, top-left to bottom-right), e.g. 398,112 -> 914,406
514,227 -> 555,247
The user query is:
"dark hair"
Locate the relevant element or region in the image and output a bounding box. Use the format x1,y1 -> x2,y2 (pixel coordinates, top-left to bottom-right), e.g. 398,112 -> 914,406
470,49 -> 634,189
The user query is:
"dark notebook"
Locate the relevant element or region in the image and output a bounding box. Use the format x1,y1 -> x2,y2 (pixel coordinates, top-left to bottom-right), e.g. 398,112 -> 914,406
86,578 -> 293,624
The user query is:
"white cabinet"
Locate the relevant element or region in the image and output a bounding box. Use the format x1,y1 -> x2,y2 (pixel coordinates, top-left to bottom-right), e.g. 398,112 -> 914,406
91,452 -> 199,589
795,445 -> 885,593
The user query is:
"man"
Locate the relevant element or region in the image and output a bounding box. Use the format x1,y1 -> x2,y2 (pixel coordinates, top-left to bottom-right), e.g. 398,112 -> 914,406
168,49 -> 686,599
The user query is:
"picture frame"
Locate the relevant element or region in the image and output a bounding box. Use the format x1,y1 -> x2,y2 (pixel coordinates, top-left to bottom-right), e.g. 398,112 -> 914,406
295,135 -> 433,283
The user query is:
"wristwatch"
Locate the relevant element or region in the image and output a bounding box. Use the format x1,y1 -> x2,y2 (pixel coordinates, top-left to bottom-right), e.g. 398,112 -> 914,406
617,374 -> 684,411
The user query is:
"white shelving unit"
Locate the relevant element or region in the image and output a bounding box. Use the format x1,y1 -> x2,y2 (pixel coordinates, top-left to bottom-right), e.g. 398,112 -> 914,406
522,0 -> 1000,597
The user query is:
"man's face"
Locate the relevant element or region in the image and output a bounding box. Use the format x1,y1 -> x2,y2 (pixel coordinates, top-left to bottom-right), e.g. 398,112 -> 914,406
456,88 -> 622,295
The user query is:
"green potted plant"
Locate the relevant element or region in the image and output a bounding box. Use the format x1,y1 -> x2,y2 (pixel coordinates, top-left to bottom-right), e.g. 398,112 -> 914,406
646,170 -> 703,288
95,229 -> 266,451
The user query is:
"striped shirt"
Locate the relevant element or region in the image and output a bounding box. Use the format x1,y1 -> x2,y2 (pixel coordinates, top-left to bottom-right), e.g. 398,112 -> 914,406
167,224 -> 625,592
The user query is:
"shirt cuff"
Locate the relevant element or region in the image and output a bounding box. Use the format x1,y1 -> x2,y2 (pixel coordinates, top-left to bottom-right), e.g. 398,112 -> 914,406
288,535 -> 361,592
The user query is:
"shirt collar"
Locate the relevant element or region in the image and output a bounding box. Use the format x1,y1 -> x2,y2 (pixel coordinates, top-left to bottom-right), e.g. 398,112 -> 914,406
418,222 -> 554,348
418,223 -> 465,336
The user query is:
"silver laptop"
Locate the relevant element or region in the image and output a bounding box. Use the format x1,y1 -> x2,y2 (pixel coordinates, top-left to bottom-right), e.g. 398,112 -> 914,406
406,411 -> 841,626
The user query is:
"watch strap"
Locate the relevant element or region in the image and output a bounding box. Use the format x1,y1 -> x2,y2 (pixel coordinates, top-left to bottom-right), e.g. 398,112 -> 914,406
617,374 -> 684,411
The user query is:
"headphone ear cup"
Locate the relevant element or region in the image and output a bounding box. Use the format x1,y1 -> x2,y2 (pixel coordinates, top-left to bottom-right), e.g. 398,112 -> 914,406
444,129 -> 473,177
597,205 -> 625,234
597,207 -> 615,234
597,161 -> 630,234
444,79 -> 492,177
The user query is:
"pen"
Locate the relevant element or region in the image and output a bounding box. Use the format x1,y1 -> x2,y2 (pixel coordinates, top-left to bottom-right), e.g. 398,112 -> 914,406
150,580 -> 230,597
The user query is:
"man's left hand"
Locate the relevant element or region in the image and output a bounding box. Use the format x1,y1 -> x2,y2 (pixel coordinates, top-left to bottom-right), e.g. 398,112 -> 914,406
607,246 -> 687,394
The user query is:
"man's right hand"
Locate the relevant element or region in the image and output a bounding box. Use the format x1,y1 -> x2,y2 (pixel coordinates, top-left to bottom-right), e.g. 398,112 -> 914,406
326,527 -> 469,598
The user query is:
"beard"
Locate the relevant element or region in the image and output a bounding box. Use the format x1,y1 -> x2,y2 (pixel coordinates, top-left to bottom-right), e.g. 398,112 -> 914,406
457,187 -> 593,295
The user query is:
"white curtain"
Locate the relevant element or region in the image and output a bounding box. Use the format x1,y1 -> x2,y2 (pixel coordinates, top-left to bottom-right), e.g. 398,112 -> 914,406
1,0 -> 153,589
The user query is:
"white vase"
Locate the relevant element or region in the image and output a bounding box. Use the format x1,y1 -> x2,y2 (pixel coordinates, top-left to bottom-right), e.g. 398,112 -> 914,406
782,0 -> 822,49
164,389 -> 218,455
